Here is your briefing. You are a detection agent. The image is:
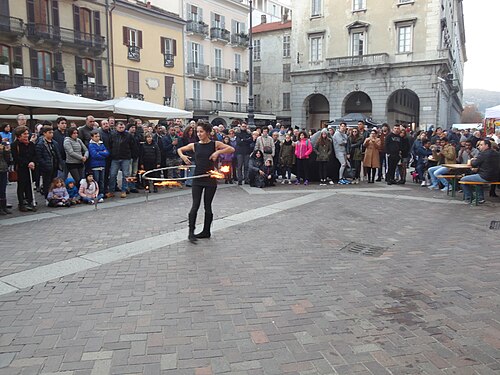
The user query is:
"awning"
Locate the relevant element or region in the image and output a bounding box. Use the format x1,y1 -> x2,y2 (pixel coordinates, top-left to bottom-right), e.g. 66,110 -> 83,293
217,111 -> 276,120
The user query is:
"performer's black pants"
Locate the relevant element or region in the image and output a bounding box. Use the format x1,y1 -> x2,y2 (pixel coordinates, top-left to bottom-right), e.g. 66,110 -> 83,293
189,185 -> 217,216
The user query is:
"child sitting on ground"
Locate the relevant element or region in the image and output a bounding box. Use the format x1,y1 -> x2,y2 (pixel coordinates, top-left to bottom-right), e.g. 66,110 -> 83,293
79,172 -> 102,204
260,159 -> 276,187
65,177 -> 80,205
47,177 -> 70,207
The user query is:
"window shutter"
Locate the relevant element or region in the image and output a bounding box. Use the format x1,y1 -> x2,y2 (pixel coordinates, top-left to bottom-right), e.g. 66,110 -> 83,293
173,40 -> 177,56
73,5 -> 80,32
13,46 -> 23,65
231,20 -> 236,34
95,60 -> 103,84
30,49 -> 38,78
221,15 -> 225,30
210,12 -> 215,27
26,0 -> 35,23
54,52 -> 62,67
188,42 -> 192,62
160,37 -> 165,54
93,11 -> 101,36
164,76 -> 174,97
199,44 -> 204,65
122,26 -> 129,45
52,1 -> 59,27
185,2 -> 191,20
198,7 -> 203,22
0,0 -> 10,17
138,30 -> 143,48
75,55 -> 82,83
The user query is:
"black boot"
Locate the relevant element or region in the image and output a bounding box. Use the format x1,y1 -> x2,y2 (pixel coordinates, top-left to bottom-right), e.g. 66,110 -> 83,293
188,212 -> 197,243
195,213 -> 213,239
0,199 -> 12,215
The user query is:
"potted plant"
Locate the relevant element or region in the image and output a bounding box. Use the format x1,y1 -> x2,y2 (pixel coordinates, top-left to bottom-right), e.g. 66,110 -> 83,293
12,61 -> 23,75
86,71 -> 95,84
52,64 -> 65,81
0,56 -> 9,75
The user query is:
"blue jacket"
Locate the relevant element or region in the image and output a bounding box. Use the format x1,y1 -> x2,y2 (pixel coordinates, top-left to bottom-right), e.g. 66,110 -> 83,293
416,145 -> 432,166
88,140 -> 109,169
162,135 -> 182,158
65,177 -> 79,199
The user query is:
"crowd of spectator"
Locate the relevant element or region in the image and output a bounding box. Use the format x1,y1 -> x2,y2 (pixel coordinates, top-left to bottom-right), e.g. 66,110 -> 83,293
0,113 -> 499,215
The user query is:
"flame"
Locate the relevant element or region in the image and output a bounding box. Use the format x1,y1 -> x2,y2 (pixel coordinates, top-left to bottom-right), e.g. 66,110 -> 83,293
220,165 -> 230,173
178,165 -> 190,171
138,170 -> 146,174
208,169 -> 225,179
125,177 -> 137,182
154,181 -> 182,187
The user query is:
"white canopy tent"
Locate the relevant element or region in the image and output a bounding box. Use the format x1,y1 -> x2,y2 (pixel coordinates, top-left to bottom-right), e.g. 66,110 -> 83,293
484,104 -> 500,119
0,86 -> 114,116
103,97 -> 192,119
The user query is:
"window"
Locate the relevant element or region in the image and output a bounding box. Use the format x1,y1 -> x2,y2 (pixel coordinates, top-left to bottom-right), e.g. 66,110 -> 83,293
123,27 -> 143,48
253,39 -> 261,60
161,37 -> 177,67
188,5 -> 201,22
235,86 -> 242,105
234,53 -> 241,71
127,70 -> 139,94
214,48 -> 222,68
0,45 -> 10,62
82,58 -> 94,76
283,93 -> 290,110
353,0 -> 366,11
311,0 -> 322,17
193,80 -> 201,102
233,20 -> 245,34
254,94 -> 261,111
34,0 -> 50,24
283,64 -> 291,82
309,35 -> 323,62
164,76 -> 174,105
79,8 -> 92,35
397,25 -> 413,53
37,51 -> 52,80
283,35 -> 290,58
215,83 -> 222,107
351,31 -> 365,56
191,42 -> 201,64
254,66 -> 261,83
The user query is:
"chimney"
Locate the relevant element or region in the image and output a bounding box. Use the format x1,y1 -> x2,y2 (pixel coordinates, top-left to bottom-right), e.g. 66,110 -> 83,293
261,14 -> 267,24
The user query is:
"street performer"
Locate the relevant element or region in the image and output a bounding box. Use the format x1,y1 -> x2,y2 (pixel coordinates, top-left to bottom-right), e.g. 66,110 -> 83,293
177,120 -> 234,243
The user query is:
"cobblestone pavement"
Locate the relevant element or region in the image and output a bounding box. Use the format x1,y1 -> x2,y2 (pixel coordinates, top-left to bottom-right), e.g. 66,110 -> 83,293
0,181 -> 499,375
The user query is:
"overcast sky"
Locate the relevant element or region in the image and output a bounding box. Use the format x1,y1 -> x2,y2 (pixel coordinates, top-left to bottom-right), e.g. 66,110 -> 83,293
463,0 -> 499,90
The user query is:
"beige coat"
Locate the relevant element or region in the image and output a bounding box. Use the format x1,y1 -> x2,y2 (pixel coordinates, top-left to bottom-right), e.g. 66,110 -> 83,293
363,137 -> 381,168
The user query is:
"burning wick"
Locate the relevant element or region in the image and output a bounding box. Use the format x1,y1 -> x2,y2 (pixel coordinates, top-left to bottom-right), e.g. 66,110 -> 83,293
220,166 -> 230,173
154,181 -> 182,187
208,169 -> 225,179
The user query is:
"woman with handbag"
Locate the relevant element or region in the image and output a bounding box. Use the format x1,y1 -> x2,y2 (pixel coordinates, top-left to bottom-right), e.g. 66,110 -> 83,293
64,126 -> 88,188
0,137 -> 12,214
11,126 -> 37,212
363,130 -> 382,183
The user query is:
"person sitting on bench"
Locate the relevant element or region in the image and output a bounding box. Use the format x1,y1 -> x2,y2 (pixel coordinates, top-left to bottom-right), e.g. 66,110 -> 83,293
459,139 -> 500,204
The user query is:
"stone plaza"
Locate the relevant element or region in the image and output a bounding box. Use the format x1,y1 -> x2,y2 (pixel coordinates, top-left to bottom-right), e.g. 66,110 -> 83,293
0,183 -> 499,374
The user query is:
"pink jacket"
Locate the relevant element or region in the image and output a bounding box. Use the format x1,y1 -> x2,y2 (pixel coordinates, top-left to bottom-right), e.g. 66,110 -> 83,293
294,139 -> 313,159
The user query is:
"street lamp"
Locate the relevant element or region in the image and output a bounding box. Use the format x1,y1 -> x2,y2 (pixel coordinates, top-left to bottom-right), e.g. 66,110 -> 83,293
247,0 -> 255,127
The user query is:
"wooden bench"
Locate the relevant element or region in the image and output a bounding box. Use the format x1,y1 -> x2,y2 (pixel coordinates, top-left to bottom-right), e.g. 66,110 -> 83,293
436,174 -> 464,197
458,181 -> 500,205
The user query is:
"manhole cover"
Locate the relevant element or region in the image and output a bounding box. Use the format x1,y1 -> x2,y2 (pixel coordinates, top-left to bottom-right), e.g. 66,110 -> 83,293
340,242 -> 387,257
490,221 -> 500,230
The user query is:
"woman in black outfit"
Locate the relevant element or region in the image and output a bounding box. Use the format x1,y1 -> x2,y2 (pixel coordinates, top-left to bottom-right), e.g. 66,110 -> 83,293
11,126 -> 37,212
177,121 -> 234,243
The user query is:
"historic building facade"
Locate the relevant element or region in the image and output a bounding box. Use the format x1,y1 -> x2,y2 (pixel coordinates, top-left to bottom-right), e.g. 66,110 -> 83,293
251,19 -> 292,125
110,0 -> 185,107
291,0 -> 466,130
0,0 -> 110,100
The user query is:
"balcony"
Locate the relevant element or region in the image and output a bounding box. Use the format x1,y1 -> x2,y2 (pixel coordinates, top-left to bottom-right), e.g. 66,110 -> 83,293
230,33 -> 249,48
230,70 -> 248,85
0,15 -> 24,39
186,20 -> 208,38
187,62 -> 209,78
127,46 -> 140,61
26,23 -> 106,54
210,27 -> 230,43
75,83 -> 108,100
326,53 -> 390,70
0,75 -> 66,92
164,53 -> 174,67
185,98 -> 244,113
210,66 -> 230,81
126,92 -> 144,100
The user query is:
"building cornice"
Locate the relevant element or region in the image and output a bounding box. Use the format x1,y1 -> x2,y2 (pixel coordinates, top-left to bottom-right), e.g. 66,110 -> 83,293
114,0 -> 186,25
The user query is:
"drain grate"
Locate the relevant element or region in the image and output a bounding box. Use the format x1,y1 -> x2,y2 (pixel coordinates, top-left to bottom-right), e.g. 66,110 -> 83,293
490,221 -> 500,230
340,242 -> 387,257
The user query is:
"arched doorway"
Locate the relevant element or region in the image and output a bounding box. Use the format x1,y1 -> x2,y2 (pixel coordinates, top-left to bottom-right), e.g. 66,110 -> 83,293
305,94 -> 329,130
386,89 -> 420,127
343,91 -> 372,117
211,117 -> 227,127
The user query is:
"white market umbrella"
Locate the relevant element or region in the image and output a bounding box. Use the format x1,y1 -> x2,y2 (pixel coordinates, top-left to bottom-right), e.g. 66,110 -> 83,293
103,97 -> 192,119
0,86 -> 114,116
